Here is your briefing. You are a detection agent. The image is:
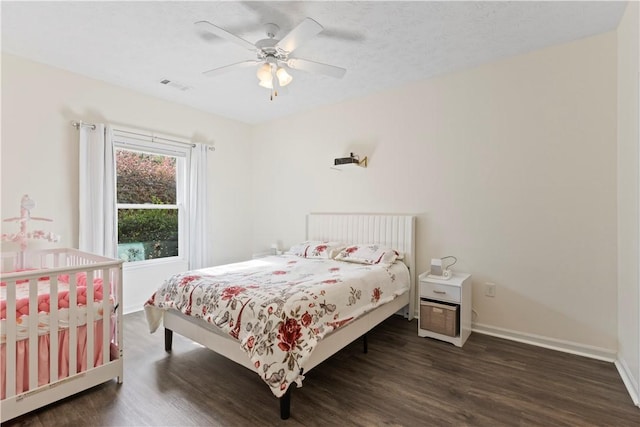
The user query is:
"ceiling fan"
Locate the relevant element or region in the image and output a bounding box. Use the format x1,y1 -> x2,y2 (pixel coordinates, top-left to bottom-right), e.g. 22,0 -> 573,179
195,17 -> 347,99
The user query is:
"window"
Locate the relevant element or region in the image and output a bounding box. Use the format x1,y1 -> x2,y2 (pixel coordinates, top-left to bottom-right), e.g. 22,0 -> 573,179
113,132 -> 190,263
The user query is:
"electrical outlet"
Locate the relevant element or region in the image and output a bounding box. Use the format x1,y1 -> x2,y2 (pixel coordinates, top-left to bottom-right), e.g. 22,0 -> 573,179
484,282 -> 496,297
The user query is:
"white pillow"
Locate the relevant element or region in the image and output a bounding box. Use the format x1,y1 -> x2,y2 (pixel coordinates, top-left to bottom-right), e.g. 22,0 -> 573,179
334,244 -> 400,266
287,241 -> 346,259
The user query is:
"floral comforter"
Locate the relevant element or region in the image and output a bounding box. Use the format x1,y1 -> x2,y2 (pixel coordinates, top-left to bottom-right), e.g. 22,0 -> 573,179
144,255 -> 410,397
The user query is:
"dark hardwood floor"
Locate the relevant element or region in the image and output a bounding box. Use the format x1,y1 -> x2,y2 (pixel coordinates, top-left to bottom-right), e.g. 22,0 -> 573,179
4,311 -> 639,426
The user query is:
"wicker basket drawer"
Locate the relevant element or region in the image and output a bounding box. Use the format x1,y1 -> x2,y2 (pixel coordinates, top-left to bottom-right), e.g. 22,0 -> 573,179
419,299 -> 459,337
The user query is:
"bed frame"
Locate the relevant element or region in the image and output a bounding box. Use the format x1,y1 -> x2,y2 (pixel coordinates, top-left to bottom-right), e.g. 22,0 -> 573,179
163,213 -> 415,419
1,248 -> 123,423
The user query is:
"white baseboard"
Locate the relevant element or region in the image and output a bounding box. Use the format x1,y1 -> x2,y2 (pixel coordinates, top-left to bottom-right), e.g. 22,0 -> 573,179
472,322 -> 616,362
615,357 -> 640,406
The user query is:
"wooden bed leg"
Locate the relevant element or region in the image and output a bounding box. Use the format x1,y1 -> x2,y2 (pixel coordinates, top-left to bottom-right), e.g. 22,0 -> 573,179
165,328 -> 173,352
363,333 -> 368,354
280,386 -> 292,420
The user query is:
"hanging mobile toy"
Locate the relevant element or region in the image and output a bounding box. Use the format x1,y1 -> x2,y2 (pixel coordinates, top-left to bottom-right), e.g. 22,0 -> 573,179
2,194 -> 60,268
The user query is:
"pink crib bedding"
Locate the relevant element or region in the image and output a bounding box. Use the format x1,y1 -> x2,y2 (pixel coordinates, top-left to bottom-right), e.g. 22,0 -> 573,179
1,272 -> 116,399
1,272 -> 104,320
0,320 -> 115,400
1,272 -> 111,343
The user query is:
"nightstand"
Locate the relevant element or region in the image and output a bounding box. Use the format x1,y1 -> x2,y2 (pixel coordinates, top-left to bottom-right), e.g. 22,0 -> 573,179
418,271 -> 472,347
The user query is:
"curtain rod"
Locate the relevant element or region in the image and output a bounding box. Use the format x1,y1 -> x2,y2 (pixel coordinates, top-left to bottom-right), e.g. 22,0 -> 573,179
71,121 -> 215,151
71,120 -> 96,130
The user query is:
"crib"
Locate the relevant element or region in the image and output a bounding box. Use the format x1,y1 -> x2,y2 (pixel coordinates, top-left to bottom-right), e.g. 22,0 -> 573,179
0,248 -> 123,422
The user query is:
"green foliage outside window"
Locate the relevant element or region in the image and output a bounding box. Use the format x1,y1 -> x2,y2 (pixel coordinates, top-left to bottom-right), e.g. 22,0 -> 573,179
118,209 -> 178,260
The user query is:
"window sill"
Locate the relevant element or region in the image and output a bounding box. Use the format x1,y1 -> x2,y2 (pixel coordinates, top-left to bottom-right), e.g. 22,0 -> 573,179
122,256 -> 188,271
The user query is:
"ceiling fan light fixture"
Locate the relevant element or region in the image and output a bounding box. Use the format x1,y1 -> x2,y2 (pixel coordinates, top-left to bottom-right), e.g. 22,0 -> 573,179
276,67 -> 293,87
256,63 -> 272,82
258,77 -> 273,89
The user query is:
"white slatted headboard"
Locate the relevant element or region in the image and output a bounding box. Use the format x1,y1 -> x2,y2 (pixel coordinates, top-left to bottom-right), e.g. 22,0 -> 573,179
306,213 -> 416,319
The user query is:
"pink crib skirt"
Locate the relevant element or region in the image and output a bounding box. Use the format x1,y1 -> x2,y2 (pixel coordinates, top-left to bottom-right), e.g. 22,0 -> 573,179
1,320 -> 113,400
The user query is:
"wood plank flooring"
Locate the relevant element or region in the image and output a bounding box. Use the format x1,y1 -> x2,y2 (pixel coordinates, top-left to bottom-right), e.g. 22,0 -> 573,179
4,311 -> 639,426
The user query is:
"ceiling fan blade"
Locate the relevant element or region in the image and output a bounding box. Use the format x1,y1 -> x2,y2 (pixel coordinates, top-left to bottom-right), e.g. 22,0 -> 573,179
195,20 -> 256,51
276,17 -> 323,54
203,60 -> 260,77
287,58 -> 346,79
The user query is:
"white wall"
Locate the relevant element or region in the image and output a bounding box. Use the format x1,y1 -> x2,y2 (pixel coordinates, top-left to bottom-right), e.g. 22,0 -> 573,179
617,1 -> 640,405
250,33 -> 618,355
1,53 -> 254,312
0,29 -> 626,361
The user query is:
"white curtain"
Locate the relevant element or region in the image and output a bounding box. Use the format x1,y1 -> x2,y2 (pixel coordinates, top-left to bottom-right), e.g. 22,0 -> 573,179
188,143 -> 209,269
78,124 -> 117,258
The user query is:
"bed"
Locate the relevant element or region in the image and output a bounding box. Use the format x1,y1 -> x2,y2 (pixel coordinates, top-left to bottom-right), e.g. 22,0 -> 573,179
0,248 -> 123,423
144,213 -> 416,419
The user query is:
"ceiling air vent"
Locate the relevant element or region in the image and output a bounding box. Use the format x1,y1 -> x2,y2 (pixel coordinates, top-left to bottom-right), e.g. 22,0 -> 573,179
159,79 -> 191,91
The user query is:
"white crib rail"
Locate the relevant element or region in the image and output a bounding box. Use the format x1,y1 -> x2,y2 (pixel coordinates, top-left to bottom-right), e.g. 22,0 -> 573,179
0,248 -> 123,422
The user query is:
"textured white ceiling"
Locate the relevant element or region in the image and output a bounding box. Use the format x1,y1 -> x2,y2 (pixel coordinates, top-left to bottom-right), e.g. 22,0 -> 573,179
1,1 -> 627,124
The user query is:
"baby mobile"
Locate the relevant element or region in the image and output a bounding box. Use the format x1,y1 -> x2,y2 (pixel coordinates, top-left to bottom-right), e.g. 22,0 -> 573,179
2,194 -> 60,268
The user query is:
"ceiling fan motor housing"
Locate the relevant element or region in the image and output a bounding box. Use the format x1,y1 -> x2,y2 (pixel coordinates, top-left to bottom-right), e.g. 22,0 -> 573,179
255,39 -> 288,64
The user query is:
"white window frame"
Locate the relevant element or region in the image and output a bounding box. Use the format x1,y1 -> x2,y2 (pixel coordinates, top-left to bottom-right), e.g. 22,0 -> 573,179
112,129 -> 191,267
